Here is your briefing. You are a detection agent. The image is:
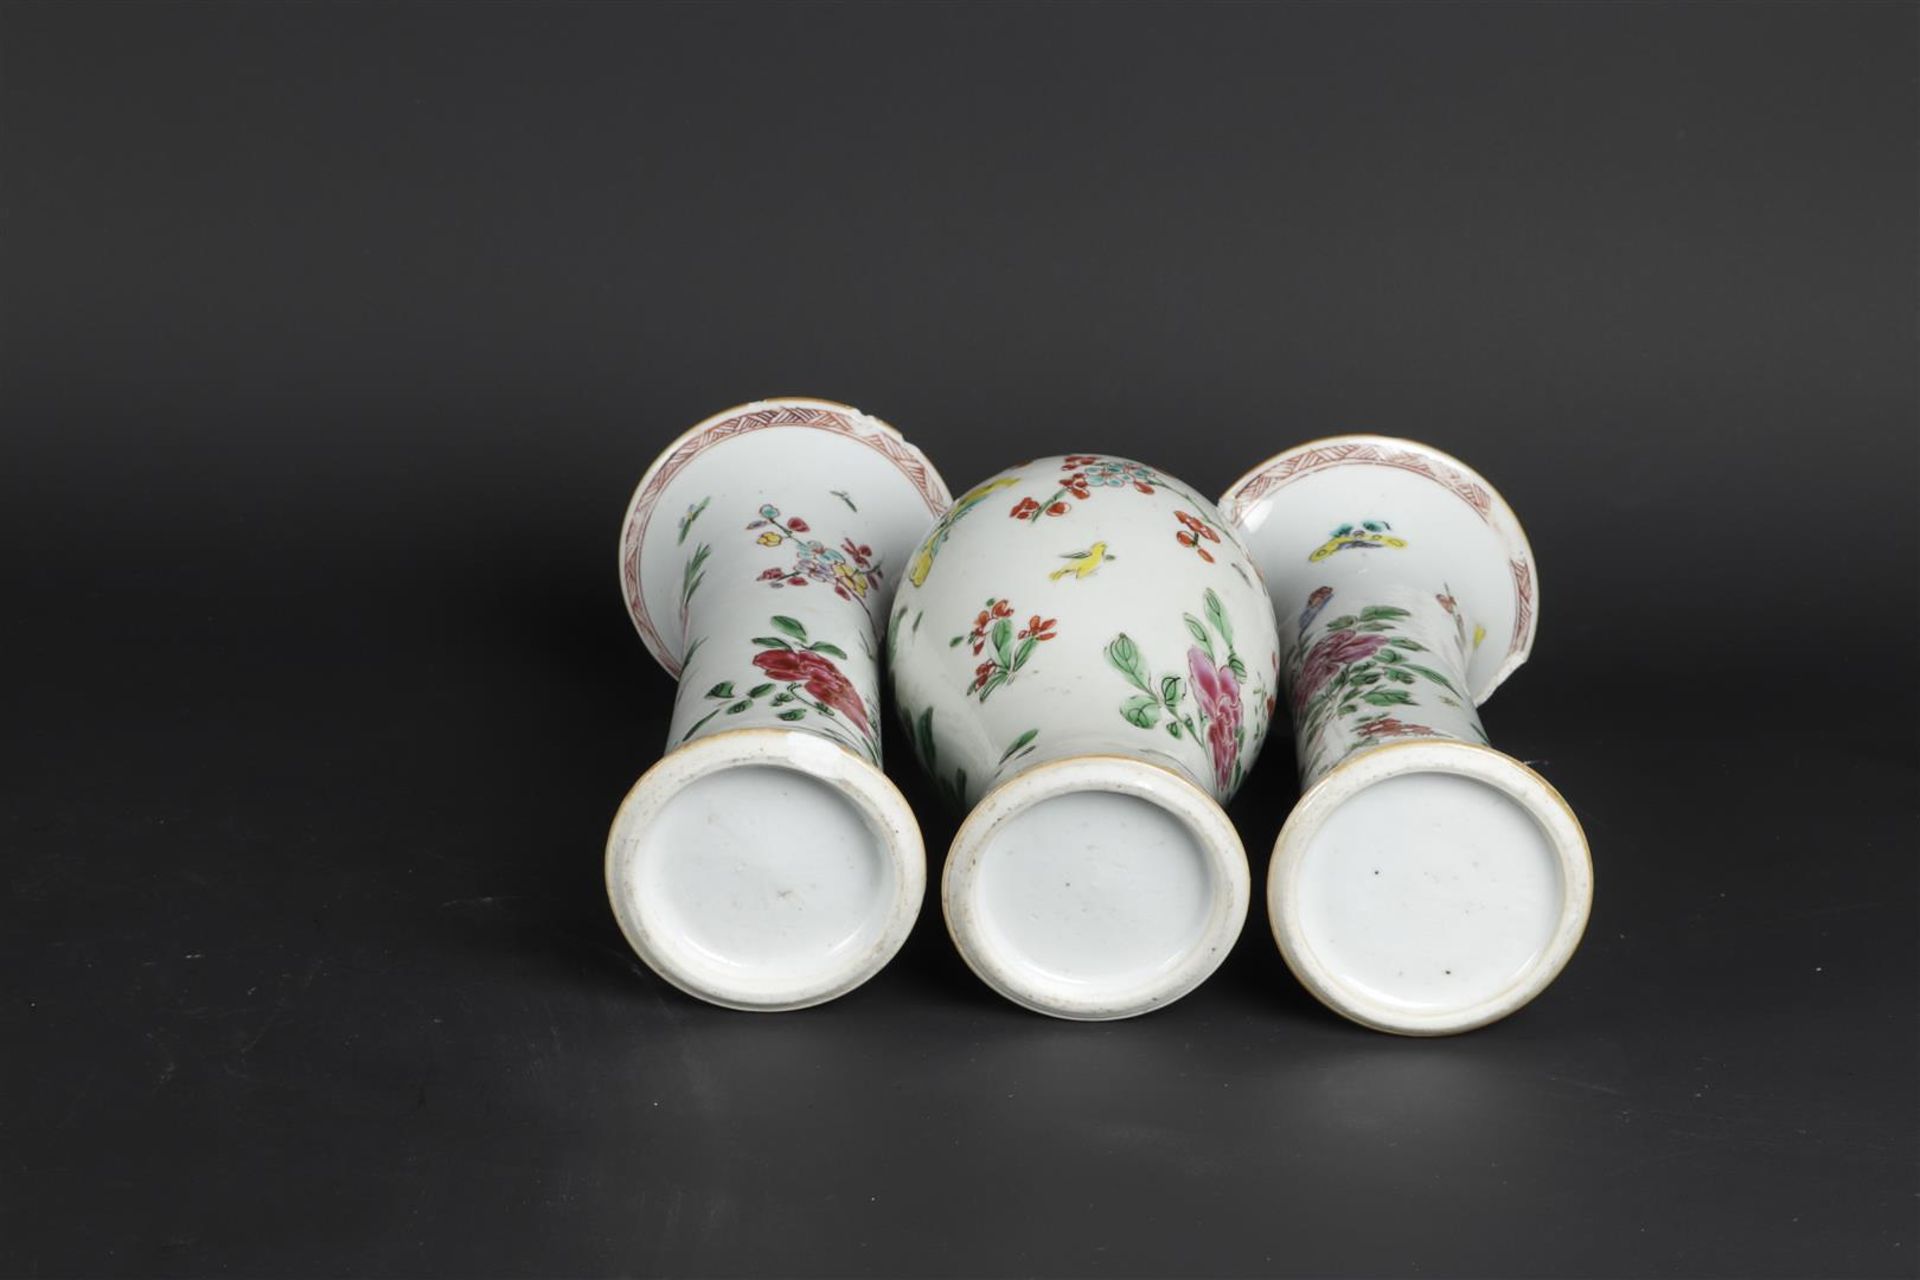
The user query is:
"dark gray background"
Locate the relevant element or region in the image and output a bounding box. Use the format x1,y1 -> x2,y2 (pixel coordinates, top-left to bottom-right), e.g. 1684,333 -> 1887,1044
3,3 -> 1915,1276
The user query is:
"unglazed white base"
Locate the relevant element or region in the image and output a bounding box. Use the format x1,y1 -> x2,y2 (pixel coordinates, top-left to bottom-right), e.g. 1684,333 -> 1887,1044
1269,740 -> 1591,1035
606,729 -> 924,1011
943,756 -> 1249,1021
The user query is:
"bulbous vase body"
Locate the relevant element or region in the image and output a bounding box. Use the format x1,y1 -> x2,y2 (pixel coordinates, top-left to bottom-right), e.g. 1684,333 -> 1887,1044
889,454 -> 1281,1020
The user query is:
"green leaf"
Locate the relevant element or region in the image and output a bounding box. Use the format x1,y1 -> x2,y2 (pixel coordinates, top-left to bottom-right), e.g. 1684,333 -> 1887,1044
1387,669 -> 1414,683
1166,721 -> 1182,739
1361,689 -> 1415,706
751,636 -> 792,649
1226,655 -> 1247,681
1323,615 -> 1358,631
998,728 -> 1041,764
1358,606 -> 1412,621
726,700 -> 753,713
949,635 -> 965,647
1183,615 -> 1213,652
915,707 -> 936,765
1106,633 -> 1152,692
746,683 -> 775,698
1392,637 -> 1427,652
677,497 -> 710,544
1377,649 -> 1405,664
1204,589 -> 1233,646
1160,674 -> 1183,709
706,681 -> 735,699
990,618 -> 1014,663
1122,694 -> 1161,728
809,642 -> 848,659
1404,664 -> 1461,694
771,692 -> 794,705
815,704 -> 837,717
777,709 -> 807,721
771,615 -> 808,639
1012,635 -> 1037,671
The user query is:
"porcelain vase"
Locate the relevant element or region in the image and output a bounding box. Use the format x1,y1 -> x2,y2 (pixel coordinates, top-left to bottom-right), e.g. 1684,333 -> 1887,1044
887,454 -> 1282,1020
606,398 -> 951,1011
1222,435 -> 1593,1035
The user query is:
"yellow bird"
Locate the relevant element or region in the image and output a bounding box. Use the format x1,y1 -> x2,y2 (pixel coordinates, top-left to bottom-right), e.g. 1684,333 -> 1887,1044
1050,541 -> 1113,581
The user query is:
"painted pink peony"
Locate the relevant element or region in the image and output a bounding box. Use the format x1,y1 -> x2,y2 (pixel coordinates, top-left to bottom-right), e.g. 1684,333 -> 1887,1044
1292,630 -> 1388,713
1188,647 -> 1242,793
751,648 -> 871,736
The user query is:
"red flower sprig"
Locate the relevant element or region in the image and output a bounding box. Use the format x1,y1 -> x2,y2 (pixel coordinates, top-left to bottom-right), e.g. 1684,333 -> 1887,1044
1174,510 -> 1222,563
953,597 -> 1057,700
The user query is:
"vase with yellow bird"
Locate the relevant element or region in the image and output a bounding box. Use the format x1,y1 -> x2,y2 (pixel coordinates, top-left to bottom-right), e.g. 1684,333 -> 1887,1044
887,455 -> 1280,1022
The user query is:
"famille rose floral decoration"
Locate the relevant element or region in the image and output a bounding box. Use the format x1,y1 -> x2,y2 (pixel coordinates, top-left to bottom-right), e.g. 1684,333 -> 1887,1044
1005,455 -> 1234,563
606,399 -> 950,1013
748,505 -> 884,616
1222,435 -> 1593,1037
888,455 -> 1280,1022
675,614 -> 877,763
953,598 -> 1057,701
1105,587 -> 1274,795
1007,454 -> 1156,520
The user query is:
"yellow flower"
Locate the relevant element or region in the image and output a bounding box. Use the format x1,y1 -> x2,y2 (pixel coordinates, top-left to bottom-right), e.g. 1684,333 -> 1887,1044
835,562 -> 868,597
757,531 -> 782,547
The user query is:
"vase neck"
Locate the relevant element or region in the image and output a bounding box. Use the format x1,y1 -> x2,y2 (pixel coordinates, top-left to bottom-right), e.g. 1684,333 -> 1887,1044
667,493 -> 893,767
1281,581 -> 1488,786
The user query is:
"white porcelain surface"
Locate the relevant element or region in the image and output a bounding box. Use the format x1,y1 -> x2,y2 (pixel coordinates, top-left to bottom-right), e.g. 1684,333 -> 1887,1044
1223,435 -> 1592,1035
942,755 -> 1248,1020
888,454 -> 1281,1019
606,398 -> 949,1011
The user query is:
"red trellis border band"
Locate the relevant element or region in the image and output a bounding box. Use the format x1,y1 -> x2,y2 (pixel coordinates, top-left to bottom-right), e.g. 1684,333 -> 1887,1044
1223,439 -> 1536,657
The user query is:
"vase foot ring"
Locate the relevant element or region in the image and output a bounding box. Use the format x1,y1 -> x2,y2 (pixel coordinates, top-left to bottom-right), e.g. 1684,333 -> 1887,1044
606,729 -> 925,1011
944,755 -> 1249,1021
1270,739 -> 1592,1035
